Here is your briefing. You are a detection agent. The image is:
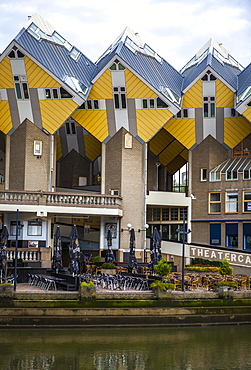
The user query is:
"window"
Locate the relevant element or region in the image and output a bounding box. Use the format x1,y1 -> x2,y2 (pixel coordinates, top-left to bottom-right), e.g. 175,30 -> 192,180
226,192 -> 238,213
14,75 -> 29,100
60,87 -> 72,99
244,169 -> 251,179
113,87 -> 126,109
226,170 -> 238,180
10,221 -> 21,236
201,71 -> 216,81
78,100 -> 99,110
171,208 -> 178,220
209,192 -> 221,213
210,171 -> 220,181
109,60 -> 125,71
8,48 -> 25,59
28,220 -> 42,236
65,119 -> 76,135
226,223 -> 238,248
201,168 -> 207,181
233,134 -> 251,157
44,88 -> 64,100
203,96 -> 215,118
174,109 -> 188,118
210,223 -> 221,245
243,192 -> 251,212
111,189 -> 119,196
243,223 -> 251,250
142,97 -> 168,109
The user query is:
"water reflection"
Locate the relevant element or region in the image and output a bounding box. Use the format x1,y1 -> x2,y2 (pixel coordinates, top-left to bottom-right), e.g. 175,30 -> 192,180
0,326 -> 251,369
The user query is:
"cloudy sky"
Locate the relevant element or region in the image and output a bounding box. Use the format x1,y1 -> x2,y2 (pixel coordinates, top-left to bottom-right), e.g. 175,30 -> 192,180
0,0 -> 251,70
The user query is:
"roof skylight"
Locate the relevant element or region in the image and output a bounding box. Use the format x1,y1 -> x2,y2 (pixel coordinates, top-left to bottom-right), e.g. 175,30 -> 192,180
64,76 -> 88,95
27,23 -> 73,52
125,37 -> 162,63
161,86 -> 180,104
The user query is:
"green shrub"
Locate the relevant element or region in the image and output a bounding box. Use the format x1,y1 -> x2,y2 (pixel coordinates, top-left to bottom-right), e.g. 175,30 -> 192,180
185,265 -> 219,272
216,281 -> 238,289
0,283 -> 13,287
153,258 -> 172,280
219,258 -> 233,275
92,256 -> 101,262
191,258 -> 221,267
101,262 -> 116,269
80,281 -> 95,287
150,280 -> 175,291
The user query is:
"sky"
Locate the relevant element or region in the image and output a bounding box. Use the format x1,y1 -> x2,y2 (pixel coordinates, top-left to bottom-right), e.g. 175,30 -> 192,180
0,0 -> 251,71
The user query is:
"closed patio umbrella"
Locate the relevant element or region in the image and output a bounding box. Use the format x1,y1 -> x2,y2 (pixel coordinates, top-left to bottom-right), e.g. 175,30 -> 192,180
0,225 -> 9,283
128,228 -> 137,273
69,225 -> 81,275
52,226 -> 63,272
149,227 -> 159,272
105,229 -> 115,263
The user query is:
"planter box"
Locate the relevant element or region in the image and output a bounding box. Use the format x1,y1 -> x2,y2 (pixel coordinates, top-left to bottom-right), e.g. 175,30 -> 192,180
0,285 -> 14,298
153,287 -> 173,299
79,286 -> 96,300
100,269 -> 116,275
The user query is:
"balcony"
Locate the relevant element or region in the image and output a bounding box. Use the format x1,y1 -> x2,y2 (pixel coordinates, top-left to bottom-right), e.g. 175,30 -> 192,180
0,190 -> 123,217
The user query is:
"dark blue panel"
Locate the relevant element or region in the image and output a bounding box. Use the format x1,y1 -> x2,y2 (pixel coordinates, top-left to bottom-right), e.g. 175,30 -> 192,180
243,223 -> 251,234
210,223 -> 221,245
226,223 -> 238,235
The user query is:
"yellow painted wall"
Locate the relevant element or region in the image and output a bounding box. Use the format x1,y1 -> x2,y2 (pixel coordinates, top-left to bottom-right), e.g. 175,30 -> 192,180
0,101 -> 12,133
125,69 -> 157,99
182,80 -> 202,108
25,57 -> 60,88
40,100 -> 78,134
72,110 -> 108,142
224,116 -> 251,148
0,57 -> 13,89
164,118 -> 195,149
56,134 -> 62,161
149,129 -> 174,156
136,109 -> 173,142
216,80 -> 234,107
242,108 -> 251,123
159,140 -> 185,166
84,135 -> 101,161
88,70 -> 113,99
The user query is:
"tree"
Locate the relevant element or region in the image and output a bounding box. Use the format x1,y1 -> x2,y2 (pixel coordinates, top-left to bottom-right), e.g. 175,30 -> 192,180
219,258 -> 233,275
154,258 -> 172,280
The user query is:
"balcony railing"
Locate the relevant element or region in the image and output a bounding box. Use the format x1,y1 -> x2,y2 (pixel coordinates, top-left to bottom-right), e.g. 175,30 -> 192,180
0,191 -> 122,208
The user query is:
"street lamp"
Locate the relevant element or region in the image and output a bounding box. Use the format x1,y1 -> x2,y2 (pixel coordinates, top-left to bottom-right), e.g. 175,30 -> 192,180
13,209 -> 24,291
176,214 -> 191,291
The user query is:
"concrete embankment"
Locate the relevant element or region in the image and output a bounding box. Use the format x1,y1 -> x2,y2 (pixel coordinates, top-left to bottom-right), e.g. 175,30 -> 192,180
1,289 -> 251,328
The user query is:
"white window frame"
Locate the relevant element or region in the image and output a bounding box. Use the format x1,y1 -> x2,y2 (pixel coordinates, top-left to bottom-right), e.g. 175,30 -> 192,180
201,168 -> 207,181
225,192 -> 238,213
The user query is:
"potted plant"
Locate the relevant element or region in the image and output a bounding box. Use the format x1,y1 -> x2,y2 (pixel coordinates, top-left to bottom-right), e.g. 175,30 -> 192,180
79,281 -> 96,300
100,262 -> 116,275
153,258 -> 172,281
150,279 -> 175,299
0,282 -> 14,297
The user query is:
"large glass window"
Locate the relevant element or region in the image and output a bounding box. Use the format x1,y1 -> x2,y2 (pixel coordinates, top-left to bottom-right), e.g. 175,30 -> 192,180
209,192 -> 221,213
210,223 -> 221,245
226,192 -> 238,213
243,223 -> 251,250
14,75 -> 29,100
203,96 -> 215,118
243,192 -> 251,212
226,223 -> 238,247
113,87 -> 126,109
28,220 -> 42,236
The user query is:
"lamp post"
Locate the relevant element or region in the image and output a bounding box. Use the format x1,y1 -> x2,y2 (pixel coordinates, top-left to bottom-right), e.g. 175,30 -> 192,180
13,209 -> 24,292
176,214 -> 191,292
14,209 -> 19,292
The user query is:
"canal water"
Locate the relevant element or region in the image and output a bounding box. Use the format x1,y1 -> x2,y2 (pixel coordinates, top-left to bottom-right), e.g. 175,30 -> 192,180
0,325 -> 250,369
